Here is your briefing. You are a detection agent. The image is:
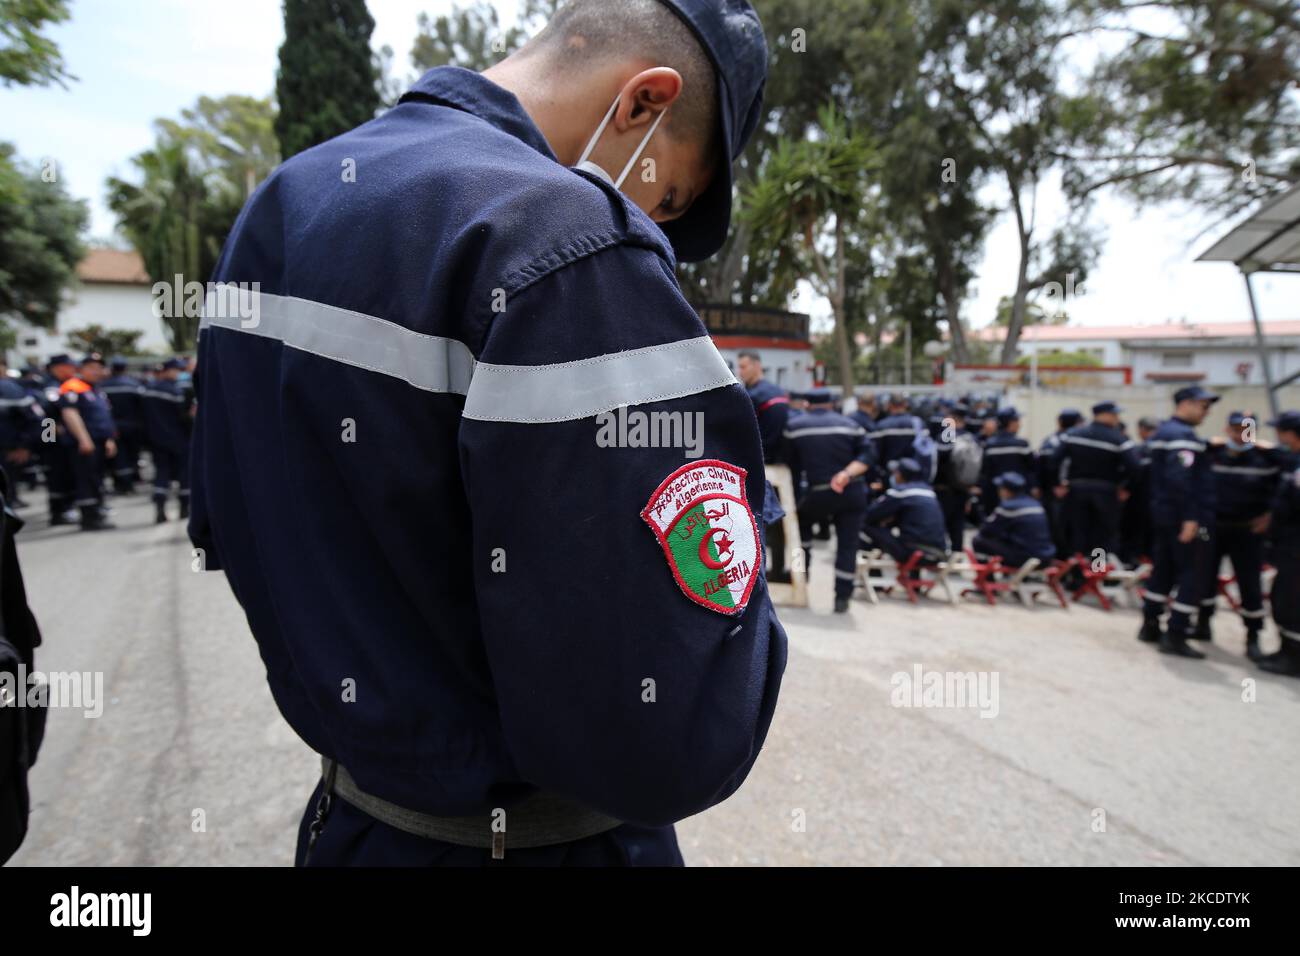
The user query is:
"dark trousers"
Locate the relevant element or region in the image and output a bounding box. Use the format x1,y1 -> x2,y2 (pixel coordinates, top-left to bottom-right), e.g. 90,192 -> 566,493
294,776 -> 683,866
1203,521 -> 1266,631
1272,549 -> 1300,640
152,444 -> 190,503
1143,524 -> 1214,635
1120,490 -> 1153,565
44,441 -> 74,516
1045,494 -> 1070,559
1066,485 -> 1119,559
797,487 -> 864,599
860,523 -> 946,567
71,441 -> 109,514
113,426 -> 143,490
971,531 -> 1041,570
935,486 -> 967,555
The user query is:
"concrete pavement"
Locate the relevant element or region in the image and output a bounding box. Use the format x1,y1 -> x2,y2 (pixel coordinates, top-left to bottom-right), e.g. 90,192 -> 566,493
9,492 -> 1299,866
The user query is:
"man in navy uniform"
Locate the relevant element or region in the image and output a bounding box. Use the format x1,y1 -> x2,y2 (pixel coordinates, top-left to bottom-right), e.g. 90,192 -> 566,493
100,357 -> 145,494
1119,416 -> 1159,566
1050,400 -> 1137,563
1257,411 -> 1300,676
40,355 -> 78,525
873,393 -> 928,473
783,387 -> 873,613
1138,386 -> 1219,658
850,393 -> 879,434
976,406 -> 1036,507
859,458 -> 949,564
143,358 -> 193,523
190,0 -> 785,866
971,471 -> 1056,569
737,350 -> 792,581
58,354 -> 118,531
1039,408 -> 1082,558
931,402 -> 974,553
0,358 -> 44,509
1194,411 -> 1283,659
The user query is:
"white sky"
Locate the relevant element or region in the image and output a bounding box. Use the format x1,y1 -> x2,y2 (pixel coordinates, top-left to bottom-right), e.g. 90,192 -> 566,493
0,0 -> 1292,334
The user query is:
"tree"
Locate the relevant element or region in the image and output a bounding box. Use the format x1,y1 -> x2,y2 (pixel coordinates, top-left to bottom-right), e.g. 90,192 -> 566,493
65,323 -> 145,357
106,96 -> 277,352
275,0 -> 381,160
1064,0 -> 1300,225
744,105 -> 879,391
409,0 -> 561,75
0,0 -> 72,87
0,143 -> 88,328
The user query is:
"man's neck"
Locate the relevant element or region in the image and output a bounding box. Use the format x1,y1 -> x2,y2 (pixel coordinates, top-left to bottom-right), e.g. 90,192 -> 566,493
483,57 -> 613,166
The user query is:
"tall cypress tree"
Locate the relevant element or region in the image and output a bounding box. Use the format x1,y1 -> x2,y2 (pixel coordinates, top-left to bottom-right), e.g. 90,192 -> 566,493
274,0 -> 380,160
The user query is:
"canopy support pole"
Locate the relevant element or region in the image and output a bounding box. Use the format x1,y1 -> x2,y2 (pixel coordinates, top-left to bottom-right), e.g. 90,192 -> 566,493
1242,270 -> 1280,420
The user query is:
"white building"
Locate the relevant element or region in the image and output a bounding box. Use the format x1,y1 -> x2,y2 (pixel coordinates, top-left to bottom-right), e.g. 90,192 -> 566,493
8,249 -> 163,366
695,304 -> 815,390
971,320 -> 1300,388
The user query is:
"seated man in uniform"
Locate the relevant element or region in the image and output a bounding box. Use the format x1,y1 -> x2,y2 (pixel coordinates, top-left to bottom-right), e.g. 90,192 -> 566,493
859,458 -> 949,566
971,472 -> 1056,569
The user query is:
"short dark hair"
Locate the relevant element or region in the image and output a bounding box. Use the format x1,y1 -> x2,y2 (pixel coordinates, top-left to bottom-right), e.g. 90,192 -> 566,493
737,350 -> 761,363
523,0 -> 719,156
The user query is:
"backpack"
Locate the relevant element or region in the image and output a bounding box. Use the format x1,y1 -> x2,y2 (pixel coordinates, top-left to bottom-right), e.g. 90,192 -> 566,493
949,432 -> 984,487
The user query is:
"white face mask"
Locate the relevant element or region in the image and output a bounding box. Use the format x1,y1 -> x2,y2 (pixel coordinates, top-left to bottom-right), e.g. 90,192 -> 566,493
574,93 -> 668,190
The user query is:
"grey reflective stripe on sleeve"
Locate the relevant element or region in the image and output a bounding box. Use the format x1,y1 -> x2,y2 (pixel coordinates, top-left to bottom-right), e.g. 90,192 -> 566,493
462,335 -> 736,424
202,287 -> 476,396
1064,435 -> 1127,452
786,426 -> 865,438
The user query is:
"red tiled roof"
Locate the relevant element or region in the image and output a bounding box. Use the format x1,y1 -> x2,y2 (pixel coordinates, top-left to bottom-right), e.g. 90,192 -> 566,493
76,248 -> 150,285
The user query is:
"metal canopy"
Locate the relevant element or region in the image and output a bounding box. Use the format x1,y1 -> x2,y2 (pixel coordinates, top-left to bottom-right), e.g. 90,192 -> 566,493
1195,182 -> 1300,417
1197,182 -> 1300,272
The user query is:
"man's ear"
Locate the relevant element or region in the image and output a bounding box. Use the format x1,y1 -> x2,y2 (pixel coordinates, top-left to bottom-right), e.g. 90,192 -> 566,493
616,67 -> 683,129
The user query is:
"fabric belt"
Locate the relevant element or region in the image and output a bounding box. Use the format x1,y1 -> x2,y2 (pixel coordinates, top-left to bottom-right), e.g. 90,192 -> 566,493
322,757 -> 622,854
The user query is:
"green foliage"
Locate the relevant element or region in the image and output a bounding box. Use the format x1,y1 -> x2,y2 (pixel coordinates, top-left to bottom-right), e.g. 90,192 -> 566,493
0,142 -> 88,329
274,0 -> 381,160
0,0 -> 72,87
106,95 -> 277,351
1065,0 -> 1300,222
1015,348 -> 1103,367
65,323 -> 145,357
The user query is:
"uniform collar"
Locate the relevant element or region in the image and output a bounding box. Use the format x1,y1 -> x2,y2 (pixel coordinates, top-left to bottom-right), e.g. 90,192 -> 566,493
400,66 -> 558,163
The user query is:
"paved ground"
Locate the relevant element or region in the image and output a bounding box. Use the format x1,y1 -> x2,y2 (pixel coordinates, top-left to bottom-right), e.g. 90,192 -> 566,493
9,492 -> 1300,866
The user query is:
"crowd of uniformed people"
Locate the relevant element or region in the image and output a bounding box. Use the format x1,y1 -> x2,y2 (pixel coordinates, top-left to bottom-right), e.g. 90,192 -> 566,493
0,352 -> 195,529
736,350 -> 1300,678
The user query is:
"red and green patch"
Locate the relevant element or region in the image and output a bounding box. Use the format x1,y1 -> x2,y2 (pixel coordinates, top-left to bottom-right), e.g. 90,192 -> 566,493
641,460 -> 760,616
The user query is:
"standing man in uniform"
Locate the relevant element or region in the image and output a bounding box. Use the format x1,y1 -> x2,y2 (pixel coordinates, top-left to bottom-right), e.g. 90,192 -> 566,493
931,402 -> 975,554
100,358 -> 145,495
873,394 -> 929,476
1138,386 -> 1219,658
58,354 -> 118,531
1257,411 -> 1300,676
1039,408 -> 1082,559
976,406 -> 1036,507
1051,400 -> 1137,564
737,350 -> 791,582
40,355 -> 78,525
0,359 -> 43,509
190,0 -> 785,866
143,358 -> 193,523
1196,411 -> 1284,659
783,387 -> 873,613
1119,416 -> 1159,566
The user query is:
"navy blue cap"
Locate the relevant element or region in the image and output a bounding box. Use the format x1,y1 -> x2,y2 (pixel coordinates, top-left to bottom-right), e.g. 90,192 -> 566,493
803,386 -> 833,404
994,471 -> 1027,491
657,0 -> 767,262
80,352 -> 106,366
949,403 -> 970,417
1058,408 -> 1083,427
894,457 -> 924,479
996,406 -> 1020,424
46,353 -> 73,368
161,357 -> 186,371
1268,410 -> 1300,432
1092,400 -> 1122,416
110,356 -> 128,369
1227,410 -> 1253,426
1174,385 -> 1220,404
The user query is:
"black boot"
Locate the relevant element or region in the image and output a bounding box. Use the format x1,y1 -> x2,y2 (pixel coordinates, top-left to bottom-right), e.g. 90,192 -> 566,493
1159,628 -> 1206,659
1190,615 -> 1212,641
1137,617 -> 1163,643
1245,629 -> 1264,662
179,497 -> 190,520
155,500 -> 168,524
80,507 -> 116,531
1257,637 -> 1300,678
833,596 -> 850,613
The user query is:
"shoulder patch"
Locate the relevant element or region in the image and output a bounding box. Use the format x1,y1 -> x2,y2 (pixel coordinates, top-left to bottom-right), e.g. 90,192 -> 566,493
641,460 -> 760,616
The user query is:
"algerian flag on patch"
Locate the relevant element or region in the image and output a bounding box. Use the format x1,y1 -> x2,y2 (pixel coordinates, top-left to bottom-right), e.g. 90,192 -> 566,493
641,459 -> 760,616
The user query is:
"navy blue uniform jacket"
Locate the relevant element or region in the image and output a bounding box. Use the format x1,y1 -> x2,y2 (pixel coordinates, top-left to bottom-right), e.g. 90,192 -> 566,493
189,67 -> 786,828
